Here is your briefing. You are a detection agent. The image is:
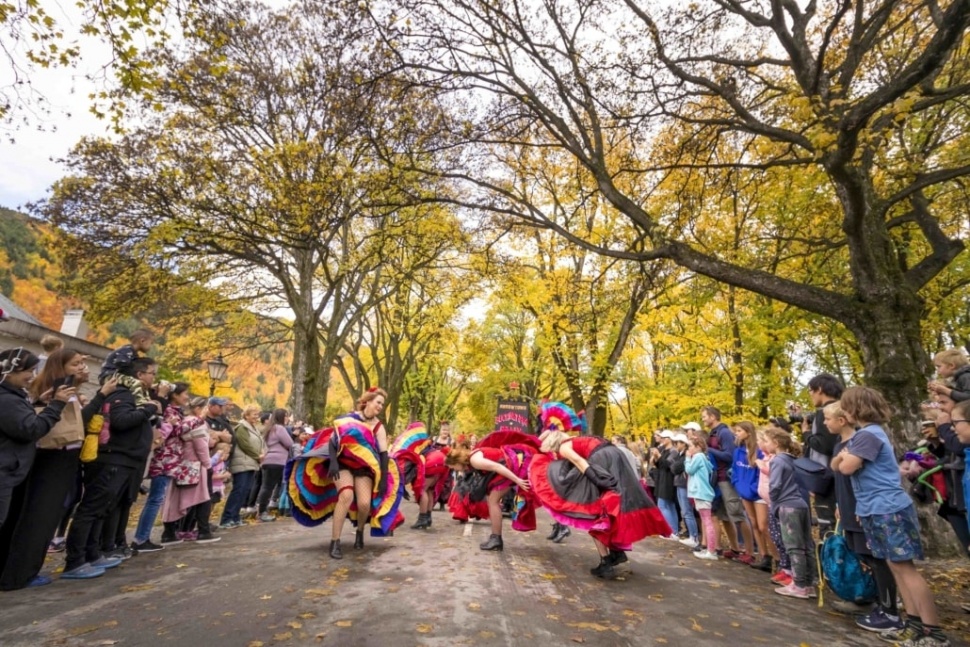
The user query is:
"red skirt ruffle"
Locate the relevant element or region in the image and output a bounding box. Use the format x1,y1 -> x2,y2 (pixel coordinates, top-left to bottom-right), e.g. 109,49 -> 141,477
529,453 -> 670,549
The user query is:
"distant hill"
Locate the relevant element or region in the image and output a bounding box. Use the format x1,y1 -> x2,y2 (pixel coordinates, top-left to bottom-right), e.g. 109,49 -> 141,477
0,207 -> 293,411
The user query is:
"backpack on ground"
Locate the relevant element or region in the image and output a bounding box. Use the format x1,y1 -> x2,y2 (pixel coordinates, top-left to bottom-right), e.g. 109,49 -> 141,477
818,524 -> 877,609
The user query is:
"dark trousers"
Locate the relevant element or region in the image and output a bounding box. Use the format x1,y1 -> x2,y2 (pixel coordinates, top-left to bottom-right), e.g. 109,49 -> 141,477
221,470 -> 256,524
101,469 -> 140,551
0,449 -> 79,589
257,465 -> 285,514
65,463 -> 137,571
180,499 -> 213,535
813,490 -> 837,528
945,512 -> 970,557
247,469 -> 262,507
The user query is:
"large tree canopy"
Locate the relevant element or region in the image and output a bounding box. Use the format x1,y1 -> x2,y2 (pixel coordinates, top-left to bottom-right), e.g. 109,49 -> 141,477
378,0 -> 970,446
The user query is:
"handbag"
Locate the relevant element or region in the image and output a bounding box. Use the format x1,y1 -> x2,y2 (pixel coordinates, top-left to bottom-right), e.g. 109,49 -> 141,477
36,400 -> 85,449
794,456 -> 834,496
174,460 -> 202,487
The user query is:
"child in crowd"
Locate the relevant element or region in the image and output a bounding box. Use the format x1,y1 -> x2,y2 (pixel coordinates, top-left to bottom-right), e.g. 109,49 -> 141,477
685,435 -> 718,561
731,421 -> 770,571
211,442 -> 232,505
834,386 -> 949,646
755,430 -> 789,585
763,428 -> 816,599
823,401 -> 902,632
928,348 -> 970,402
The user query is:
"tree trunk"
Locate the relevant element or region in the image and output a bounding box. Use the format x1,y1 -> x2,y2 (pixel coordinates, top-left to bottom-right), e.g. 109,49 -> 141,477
845,297 -> 963,554
290,319 -> 324,424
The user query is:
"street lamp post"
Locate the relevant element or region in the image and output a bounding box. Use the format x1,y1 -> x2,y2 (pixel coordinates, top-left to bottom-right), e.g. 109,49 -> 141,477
207,354 -> 229,397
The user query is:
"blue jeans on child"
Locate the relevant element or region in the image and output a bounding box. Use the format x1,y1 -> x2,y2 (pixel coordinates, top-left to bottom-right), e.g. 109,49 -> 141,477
676,486 -> 699,539
657,497 -> 679,536
134,475 -> 171,543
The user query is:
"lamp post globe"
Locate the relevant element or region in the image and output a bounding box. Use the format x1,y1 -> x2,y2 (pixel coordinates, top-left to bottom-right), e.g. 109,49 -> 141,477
207,354 -> 229,397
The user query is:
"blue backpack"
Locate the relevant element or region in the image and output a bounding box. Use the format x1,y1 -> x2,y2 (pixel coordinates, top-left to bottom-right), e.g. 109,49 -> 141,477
819,528 -> 877,605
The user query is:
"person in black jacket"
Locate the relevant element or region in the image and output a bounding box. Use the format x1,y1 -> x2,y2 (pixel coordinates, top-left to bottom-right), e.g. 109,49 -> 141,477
0,348 -> 74,531
802,373 -> 844,528
652,431 -> 679,538
62,357 -> 161,580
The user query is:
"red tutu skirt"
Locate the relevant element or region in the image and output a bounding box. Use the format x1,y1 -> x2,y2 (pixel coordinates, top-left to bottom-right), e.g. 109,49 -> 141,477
529,450 -> 670,549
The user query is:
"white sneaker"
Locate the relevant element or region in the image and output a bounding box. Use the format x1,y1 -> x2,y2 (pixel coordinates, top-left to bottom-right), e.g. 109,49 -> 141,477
679,537 -> 699,548
693,550 -> 718,560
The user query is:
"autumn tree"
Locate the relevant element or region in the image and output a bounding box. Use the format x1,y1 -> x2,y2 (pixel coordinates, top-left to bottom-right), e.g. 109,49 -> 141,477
379,0 -> 970,447
40,0 -> 454,422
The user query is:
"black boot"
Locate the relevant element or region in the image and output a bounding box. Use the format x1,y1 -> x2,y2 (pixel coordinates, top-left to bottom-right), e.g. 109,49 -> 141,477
411,512 -> 431,530
751,555 -> 772,572
546,523 -> 561,540
608,549 -> 628,566
329,539 -> 343,560
590,556 -> 617,579
354,528 -> 365,549
552,525 -> 571,544
479,534 -> 503,551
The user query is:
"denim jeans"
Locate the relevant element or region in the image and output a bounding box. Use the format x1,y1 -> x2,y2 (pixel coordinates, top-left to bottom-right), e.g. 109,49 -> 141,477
220,470 -> 256,525
657,497 -> 679,536
134,475 -> 171,543
676,486 -> 699,540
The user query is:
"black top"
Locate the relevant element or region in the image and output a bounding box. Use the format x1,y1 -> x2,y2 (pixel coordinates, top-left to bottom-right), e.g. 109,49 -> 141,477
97,385 -> 156,469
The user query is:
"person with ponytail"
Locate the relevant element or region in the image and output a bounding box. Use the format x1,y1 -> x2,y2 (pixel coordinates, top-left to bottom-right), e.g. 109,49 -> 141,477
763,427 -> 817,599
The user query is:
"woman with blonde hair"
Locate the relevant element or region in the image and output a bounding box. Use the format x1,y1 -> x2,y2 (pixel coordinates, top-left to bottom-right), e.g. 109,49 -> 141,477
529,430 -> 671,579
218,404 -> 266,529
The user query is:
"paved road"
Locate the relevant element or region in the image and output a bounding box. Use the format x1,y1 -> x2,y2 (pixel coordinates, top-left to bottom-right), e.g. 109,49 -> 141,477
0,504 -> 933,646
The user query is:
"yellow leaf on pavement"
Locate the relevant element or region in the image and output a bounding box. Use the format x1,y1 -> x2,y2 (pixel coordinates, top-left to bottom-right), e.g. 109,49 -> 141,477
334,620 -> 352,627
416,624 -> 433,633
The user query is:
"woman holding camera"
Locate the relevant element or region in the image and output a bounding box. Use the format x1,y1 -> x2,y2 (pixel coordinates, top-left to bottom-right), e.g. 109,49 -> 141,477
0,348 -> 117,589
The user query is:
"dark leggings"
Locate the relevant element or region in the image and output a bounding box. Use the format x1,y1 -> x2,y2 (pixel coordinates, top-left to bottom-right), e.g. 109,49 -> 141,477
257,465 -> 285,514
862,554 -> 898,615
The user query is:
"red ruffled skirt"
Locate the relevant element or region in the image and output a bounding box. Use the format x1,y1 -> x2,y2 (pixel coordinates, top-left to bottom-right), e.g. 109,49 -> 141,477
529,450 -> 670,549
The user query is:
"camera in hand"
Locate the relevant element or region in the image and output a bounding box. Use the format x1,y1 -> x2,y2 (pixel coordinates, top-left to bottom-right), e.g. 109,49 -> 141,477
52,375 -> 75,391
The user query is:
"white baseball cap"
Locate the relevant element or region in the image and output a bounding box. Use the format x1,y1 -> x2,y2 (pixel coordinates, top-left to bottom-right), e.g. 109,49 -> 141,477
682,422 -> 702,432
673,433 -> 689,444
658,430 -> 674,439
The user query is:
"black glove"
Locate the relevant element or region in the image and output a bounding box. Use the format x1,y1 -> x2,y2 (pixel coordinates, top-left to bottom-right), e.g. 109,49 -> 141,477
584,464 -> 618,490
327,431 -> 341,480
377,451 -> 389,499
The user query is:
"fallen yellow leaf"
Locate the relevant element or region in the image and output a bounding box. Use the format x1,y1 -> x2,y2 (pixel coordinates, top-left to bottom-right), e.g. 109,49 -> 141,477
287,621 -> 302,629
565,622 -> 616,632
248,642 -> 264,647
416,624 -> 433,633
260,595 -> 272,600
304,589 -> 333,597
120,584 -> 154,593
468,603 -> 481,611
299,612 -> 317,619
273,632 -> 292,641
334,620 -> 352,627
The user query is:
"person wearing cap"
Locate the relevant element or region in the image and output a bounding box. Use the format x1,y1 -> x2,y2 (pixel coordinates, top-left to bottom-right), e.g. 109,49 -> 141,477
670,432 -> 700,548
651,431 -> 680,539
